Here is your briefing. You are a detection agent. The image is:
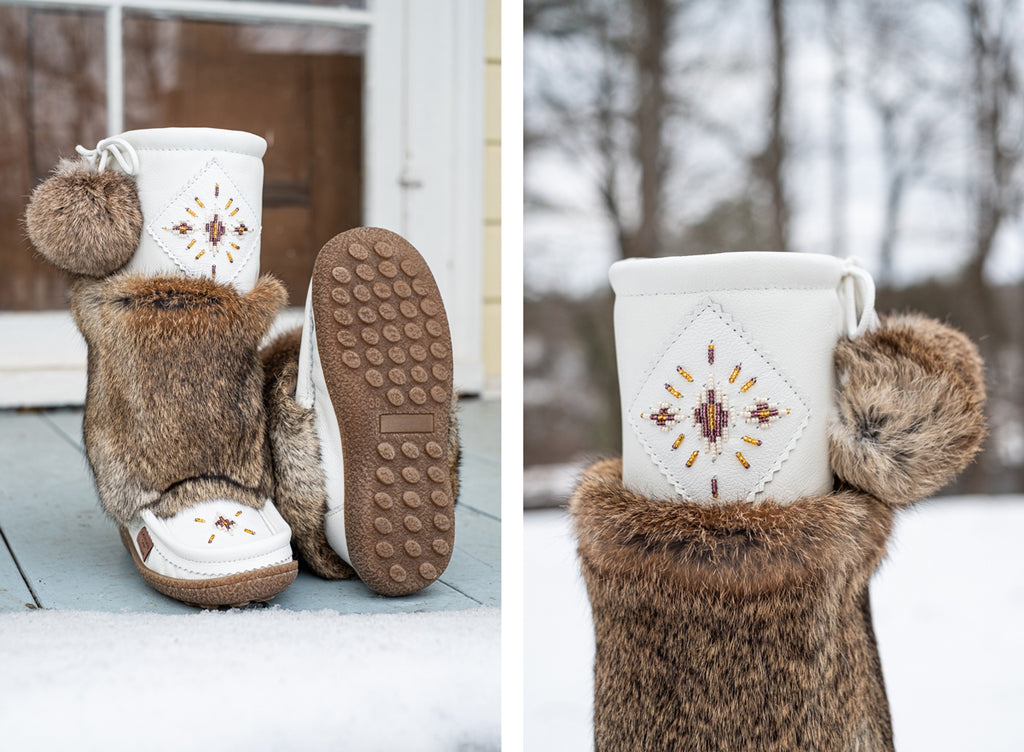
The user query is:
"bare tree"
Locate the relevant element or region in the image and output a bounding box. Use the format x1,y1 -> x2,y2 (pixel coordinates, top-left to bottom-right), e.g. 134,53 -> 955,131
526,0 -> 676,260
630,0 -> 672,257
750,0 -> 789,251
826,0 -> 848,258
963,0 -> 1023,289
852,0 -> 948,282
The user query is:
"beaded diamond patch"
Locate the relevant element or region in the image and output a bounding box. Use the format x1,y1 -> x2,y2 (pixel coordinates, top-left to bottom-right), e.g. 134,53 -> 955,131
147,158 -> 260,285
629,300 -> 809,502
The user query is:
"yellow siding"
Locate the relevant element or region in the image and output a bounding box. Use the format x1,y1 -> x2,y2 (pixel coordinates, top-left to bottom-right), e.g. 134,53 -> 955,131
483,0 -> 501,390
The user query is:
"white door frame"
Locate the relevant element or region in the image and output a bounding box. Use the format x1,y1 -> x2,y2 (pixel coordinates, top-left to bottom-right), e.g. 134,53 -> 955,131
0,0 -> 484,406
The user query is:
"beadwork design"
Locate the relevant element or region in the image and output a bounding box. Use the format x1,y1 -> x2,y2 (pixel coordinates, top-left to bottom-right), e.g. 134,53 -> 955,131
742,399 -> 790,428
692,376 -> 730,458
148,159 -> 260,284
193,509 -> 254,543
640,402 -> 680,431
628,301 -> 810,503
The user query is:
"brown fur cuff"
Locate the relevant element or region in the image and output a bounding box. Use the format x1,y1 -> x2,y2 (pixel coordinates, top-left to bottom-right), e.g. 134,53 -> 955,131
830,313 -> 986,508
571,458 -> 892,597
261,328 -> 356,580
72,273 -> 286,525
570,458 -> 895,751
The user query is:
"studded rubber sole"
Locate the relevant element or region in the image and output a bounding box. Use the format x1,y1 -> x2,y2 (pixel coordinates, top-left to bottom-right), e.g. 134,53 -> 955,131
312,227 -> 456,596
119,527 -> 298,609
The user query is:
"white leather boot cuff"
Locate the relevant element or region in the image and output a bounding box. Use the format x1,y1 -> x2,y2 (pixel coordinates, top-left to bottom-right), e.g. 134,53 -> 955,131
76,127 -> 266,292
610,252 -> 877,505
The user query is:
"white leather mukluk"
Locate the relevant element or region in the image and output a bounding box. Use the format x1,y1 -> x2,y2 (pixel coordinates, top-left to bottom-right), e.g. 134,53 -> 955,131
76,128 -> 266,292
611,252 -> 878,505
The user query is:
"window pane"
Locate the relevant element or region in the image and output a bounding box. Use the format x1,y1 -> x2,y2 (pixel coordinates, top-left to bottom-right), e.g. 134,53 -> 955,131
247,0 -> 366,6
0,8 -> 106,311
124,15 -> 365,304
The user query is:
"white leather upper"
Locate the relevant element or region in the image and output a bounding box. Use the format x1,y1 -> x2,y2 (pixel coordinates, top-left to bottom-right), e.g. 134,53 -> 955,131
296,285 -> 351,564
81,128 -> 266,292
127,499 -> 293,580
611,252 -> 877,504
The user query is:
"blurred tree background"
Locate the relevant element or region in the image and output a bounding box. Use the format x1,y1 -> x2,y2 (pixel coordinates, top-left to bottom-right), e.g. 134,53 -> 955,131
524,0 -> 1024,505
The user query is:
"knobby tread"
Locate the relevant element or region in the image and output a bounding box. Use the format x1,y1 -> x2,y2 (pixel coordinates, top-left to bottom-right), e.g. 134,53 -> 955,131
312,227 -> 455,596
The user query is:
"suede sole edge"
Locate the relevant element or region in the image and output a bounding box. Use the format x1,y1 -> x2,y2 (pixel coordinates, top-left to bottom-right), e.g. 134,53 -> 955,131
119,527 -> 298,608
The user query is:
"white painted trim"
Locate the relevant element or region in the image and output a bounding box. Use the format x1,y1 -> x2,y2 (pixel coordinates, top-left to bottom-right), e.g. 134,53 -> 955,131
0,312 -> 87,408
0,0 -> 373,26
364,0 -> 403,232
451,0 -> 486,393
104,5 -> 123,134
366,0 -> 485,393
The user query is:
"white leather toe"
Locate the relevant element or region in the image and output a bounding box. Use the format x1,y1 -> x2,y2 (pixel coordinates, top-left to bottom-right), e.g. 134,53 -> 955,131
126,499 -> 293,580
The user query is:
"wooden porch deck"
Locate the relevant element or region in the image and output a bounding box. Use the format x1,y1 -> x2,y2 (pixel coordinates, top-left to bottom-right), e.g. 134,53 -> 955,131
0,397 -> 499,614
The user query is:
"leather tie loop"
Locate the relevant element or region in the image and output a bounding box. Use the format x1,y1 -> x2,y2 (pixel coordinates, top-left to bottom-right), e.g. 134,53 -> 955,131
75,136 -> 140,175
839,258 -> 879,338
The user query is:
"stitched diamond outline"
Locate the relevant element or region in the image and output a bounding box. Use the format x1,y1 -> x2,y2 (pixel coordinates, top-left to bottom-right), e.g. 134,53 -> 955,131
628,300 -> 810,502
146,158 -> 260,285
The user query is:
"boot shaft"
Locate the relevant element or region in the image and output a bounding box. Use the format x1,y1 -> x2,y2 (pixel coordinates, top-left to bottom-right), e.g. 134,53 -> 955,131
610,252 -> 877,505
77,127 -> 267,291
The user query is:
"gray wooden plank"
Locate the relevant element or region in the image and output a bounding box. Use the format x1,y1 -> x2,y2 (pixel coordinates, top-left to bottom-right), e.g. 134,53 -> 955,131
0,401 -> 500,613
0,412 -> 195,613
39,408 -> 84,451
439,547 -> 499,607
458,455 -> 501,521
271,569 -> 479,613
276,506 -> 499,611
458,397 -> 500,463
455,398 -> 501,521
452,503 -> 500,567
0,531 -> 37,612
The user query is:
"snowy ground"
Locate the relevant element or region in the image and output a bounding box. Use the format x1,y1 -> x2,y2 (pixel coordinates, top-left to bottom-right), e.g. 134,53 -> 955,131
0,607 -> 499,751
525,497 -> 1024,751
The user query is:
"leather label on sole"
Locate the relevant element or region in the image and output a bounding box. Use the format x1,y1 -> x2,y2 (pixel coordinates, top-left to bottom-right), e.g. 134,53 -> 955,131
137,527 -> 154,562
380,413 -> 435,434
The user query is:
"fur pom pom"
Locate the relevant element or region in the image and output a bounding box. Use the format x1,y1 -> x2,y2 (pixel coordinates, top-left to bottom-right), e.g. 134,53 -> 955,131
829,313 -> 986,508
25,158 -> 142,277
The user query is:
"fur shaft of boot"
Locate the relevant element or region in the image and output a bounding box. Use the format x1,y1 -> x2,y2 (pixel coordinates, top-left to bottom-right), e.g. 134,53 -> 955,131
572,459 -> 894,752
571,313 -> 986,751
72,273 -> 286,525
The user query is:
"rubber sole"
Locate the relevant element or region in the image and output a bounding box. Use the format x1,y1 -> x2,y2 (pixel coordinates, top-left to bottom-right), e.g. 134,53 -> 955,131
119,527 -> 298,608
312,227 -> 456,596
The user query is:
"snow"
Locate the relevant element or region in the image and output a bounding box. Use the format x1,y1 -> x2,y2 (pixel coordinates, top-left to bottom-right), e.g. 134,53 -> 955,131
525,497 -> 1024,752
0,606 -> 499,752
523,461 -> 586,509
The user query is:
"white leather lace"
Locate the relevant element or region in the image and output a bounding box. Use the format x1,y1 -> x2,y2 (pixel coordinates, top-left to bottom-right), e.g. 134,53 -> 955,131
839,258 -> 879,338
75,136 -> 140,175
